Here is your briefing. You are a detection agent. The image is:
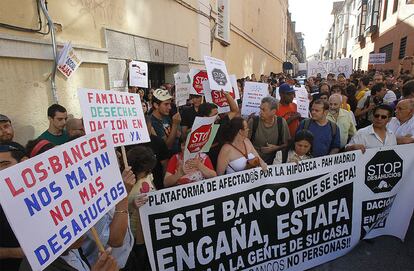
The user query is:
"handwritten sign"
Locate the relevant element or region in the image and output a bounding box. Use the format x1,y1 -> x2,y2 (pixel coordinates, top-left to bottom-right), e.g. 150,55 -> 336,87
294,86 -> 310,118
0,130 -> 124,271
57,42 -> 81,79
229,74 -> 241,101
241,82 -> 269,116
369,53 -> 386,65
174,72 -> 191,106
204,56 -> 232,92
129,61 -> 148,88
78,89 -> 150,147
307,58 -> 353,78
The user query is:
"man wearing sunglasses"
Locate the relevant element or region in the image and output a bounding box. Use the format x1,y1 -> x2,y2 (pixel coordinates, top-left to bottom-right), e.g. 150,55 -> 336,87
345,104 -> 396,153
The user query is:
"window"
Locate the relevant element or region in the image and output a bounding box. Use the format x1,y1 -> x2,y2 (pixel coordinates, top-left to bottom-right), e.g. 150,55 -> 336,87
393,0 -> 399,12
380,43 -> 393,62
216,0 -> 230,44
383,0 -> 388,20
357,1 -> 367,36
399,36 -> 407,59
358,56 -> 363,69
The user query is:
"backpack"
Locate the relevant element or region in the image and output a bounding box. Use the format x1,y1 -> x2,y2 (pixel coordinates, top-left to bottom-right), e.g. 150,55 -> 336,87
251,116 -> 288,163
302,118 -> 337,141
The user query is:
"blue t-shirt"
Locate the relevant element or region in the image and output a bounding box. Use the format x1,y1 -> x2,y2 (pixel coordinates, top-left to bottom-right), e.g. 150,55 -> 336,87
296,119 -> 340,157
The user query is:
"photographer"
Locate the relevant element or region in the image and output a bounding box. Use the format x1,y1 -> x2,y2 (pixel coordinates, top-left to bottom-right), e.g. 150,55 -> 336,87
355,83 -> 388,129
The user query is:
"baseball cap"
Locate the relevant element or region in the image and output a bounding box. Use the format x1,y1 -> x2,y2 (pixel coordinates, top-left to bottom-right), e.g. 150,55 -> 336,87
279,83 -> 295,94
153,88 -> 173,102
0,114 -> 11,122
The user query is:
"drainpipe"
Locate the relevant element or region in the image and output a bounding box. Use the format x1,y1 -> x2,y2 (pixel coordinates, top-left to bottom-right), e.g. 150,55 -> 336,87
39,0 -> 59,104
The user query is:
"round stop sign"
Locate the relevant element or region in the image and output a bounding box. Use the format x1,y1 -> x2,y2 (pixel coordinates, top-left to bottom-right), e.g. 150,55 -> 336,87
192,70 -> 208,94
187,124 -> 212,153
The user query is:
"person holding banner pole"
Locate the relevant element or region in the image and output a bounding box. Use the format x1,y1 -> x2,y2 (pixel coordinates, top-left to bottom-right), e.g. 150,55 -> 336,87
80,162 -> 138,269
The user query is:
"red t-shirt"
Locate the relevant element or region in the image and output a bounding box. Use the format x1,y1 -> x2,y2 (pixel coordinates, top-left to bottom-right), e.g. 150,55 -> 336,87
166,153 -> 214,185
276,103 -> 298,137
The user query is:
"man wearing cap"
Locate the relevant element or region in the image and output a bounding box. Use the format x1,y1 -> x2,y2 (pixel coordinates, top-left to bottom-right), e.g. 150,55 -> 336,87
0,144 -> 27,270
276,83 -> 301,138
150,88 -> 181,154
181,94 -> 203,135
38,104 -> 69,145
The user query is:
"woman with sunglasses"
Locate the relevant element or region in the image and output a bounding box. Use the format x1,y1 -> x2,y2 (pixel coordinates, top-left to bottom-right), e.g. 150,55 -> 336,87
345,104 -> 397,153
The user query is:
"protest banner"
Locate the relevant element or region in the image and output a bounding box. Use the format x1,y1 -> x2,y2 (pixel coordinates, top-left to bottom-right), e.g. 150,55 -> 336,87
57,42 -> 81,79
129,60 -> 148,88
190,68 -> 208,95
0,130 -> 125,271
229,74 -> 241,101
78,89 -> 150,147
369,53 -> 386,65
183,115 -> 218,162
294,86 -> 310,118
140,144 -> 414,271
204,56 -> 232,92
174,72 -> 191,106
241,82 -> 269,116
203,81 -> 231,114
307,58 -> 353,78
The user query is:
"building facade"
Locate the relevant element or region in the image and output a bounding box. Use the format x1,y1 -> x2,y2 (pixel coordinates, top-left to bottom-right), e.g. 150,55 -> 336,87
285,12 -> 306,75
0,0 -> 288,144
321,0 -> 414,74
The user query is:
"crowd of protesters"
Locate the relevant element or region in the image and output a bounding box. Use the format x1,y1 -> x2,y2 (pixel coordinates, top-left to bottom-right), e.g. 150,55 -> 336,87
1,68 -> 414,271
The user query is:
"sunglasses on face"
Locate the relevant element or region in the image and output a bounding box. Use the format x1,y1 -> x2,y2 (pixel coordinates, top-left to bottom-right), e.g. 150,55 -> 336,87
374,114 -> 388,120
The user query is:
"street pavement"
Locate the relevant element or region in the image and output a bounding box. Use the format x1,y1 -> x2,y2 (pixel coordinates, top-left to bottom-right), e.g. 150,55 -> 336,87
311,215 -> 414,270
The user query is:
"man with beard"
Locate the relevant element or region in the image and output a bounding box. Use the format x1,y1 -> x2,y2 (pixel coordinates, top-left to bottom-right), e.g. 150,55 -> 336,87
38,104 -> 69,145
327,94 -> 356,149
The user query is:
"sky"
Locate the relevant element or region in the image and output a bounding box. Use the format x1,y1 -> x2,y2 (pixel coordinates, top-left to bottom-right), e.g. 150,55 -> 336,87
288,0 -> 335,58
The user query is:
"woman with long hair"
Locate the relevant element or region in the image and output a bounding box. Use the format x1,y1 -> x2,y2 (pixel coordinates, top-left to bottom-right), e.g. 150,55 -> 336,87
216,117 -> 266,175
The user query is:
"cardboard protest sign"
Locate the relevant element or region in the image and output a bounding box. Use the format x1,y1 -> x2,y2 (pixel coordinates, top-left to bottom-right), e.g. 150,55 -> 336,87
190,68 -> 208,95
203,81 -> 230,114
140,145 -> 414,271
229,74 -> 241,101
0,130 -> 125,271
174,72 -> 191,106
129,61 -> 148,88
57,42 -> 81,79
183,116 -> 217,162
78,89 -> 150,147
204,56 -> 232,92
241,82 -> 269,116
294,86 -> 310,118
369,53 -> 386,64
307,58 -> 353,78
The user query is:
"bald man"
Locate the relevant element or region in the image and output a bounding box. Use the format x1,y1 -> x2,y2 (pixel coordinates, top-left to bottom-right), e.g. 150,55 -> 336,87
387,99 -> 414,144
327,94 -> 356,148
